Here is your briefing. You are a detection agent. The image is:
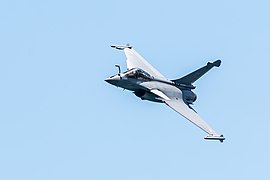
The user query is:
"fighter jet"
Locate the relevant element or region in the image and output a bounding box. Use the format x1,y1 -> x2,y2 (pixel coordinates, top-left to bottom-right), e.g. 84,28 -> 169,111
105,44 -> 225,142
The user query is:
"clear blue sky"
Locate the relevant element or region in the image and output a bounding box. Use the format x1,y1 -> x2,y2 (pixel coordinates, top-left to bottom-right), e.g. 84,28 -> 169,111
0,0 -> 269,179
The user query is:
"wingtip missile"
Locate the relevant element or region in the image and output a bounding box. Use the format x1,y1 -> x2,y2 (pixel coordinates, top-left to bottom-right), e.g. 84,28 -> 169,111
204,134 -> 225,142
111,44 -> 132,50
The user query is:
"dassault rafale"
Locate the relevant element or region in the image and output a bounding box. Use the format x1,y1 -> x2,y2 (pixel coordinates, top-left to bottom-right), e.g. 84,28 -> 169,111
105,44 -> 225,142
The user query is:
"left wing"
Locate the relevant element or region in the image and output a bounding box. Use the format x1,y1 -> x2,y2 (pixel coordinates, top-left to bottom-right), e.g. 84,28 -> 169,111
111,45 -> 167,80
165,98 -> 225,142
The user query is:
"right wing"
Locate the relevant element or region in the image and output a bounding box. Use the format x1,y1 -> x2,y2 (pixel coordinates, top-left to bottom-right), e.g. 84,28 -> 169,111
111,45 -> 167,80
165,98 -> 225,141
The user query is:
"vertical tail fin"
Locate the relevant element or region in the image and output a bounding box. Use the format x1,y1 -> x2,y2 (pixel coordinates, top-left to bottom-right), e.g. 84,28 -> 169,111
172,60 -> 222,85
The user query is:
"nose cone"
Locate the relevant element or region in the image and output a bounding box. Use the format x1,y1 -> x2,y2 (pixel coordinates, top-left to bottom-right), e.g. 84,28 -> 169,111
105,75 -> 121,86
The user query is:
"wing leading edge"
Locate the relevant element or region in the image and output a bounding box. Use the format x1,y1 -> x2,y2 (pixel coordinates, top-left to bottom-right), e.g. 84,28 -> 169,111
165,99 -> 225,142
111,44 -> 167,80
124,48 -> 169,81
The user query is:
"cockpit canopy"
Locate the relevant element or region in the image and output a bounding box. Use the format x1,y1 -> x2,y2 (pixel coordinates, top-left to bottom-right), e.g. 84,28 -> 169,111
123,68 -> 153,80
